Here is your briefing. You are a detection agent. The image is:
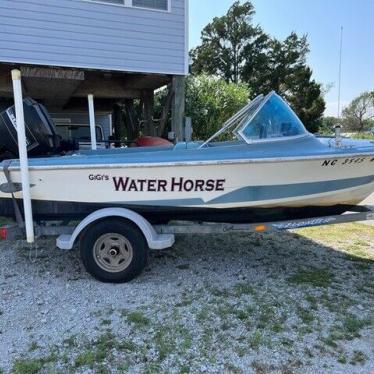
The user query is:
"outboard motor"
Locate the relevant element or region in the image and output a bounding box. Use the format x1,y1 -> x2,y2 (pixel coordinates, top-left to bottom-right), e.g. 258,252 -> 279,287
0,98 -> 61,159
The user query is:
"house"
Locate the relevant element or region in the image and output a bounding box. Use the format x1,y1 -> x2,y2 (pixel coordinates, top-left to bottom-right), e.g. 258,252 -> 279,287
0,0 -> 189,142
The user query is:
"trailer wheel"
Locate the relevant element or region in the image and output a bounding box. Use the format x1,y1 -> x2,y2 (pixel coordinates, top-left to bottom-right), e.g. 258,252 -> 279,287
80,219 -> 148,283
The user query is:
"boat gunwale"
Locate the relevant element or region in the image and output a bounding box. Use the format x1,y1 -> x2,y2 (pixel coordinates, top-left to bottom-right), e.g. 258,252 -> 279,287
2,151 -> 374,171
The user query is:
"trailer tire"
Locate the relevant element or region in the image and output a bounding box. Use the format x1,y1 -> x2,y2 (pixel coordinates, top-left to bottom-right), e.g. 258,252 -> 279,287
80,218 -> 148,283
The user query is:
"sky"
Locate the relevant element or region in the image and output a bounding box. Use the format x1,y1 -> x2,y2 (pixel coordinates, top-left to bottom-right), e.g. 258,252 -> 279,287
189,0 -> 374,116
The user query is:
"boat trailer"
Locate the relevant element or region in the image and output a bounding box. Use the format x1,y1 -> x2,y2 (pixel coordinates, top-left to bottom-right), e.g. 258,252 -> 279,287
1,204 -> 373,282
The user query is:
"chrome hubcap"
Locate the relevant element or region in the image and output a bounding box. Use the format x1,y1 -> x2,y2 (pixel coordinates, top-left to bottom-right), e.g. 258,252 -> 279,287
93,233 -> 133,273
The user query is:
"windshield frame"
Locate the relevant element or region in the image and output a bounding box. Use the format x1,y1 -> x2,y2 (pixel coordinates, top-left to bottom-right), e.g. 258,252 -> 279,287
235,91 -> 310,144
198,94 -> 264,148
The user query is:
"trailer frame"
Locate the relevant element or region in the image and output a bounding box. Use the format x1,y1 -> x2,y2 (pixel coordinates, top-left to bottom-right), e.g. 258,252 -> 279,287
1,204 -> 373,246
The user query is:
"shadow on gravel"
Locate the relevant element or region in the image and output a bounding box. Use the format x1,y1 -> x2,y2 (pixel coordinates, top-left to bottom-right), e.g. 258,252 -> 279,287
147,229 -> 374,284
1,229 -> 373,286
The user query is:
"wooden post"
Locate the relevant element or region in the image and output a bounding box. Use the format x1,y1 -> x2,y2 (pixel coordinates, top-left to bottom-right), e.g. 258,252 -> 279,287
171,76 -> 185,142
159,83 -> 174,137
142,90 -> 154,136
112,104 -> 123,147
124,99 -> 139,141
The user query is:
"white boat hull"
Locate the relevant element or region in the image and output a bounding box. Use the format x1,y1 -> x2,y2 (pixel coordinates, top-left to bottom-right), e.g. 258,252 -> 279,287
1,154 -> 373,222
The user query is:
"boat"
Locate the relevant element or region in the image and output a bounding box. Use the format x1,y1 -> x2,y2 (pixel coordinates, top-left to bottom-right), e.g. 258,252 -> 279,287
1,91 -> 374,224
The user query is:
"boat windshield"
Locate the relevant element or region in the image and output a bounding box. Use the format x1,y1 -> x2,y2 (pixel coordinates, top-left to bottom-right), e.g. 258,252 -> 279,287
236,92 -> 308,143
199,91 -> 308,147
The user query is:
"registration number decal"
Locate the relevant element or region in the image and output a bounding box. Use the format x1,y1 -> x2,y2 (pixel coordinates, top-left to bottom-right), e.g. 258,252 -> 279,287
322,157 -> 373,167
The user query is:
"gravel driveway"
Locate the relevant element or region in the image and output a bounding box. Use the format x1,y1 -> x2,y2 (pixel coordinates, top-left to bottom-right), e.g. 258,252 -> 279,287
0,224 -> 373,374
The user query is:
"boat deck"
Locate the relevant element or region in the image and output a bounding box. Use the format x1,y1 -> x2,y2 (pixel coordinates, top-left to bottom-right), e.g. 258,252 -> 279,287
2,136 -> 374,169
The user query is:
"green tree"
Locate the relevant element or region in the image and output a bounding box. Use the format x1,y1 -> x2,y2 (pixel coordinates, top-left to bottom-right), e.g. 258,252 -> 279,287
283,64 -> 326,133
342,92 -> 374,132
243,33 -> 307,94
185,75 -> 249,140
191,1 -> 325,132
190,1 -> 265,84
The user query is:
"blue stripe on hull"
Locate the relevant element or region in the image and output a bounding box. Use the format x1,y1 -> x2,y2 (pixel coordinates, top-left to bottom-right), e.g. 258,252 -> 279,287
211,175 -> 374,204
119,175 -> 374,207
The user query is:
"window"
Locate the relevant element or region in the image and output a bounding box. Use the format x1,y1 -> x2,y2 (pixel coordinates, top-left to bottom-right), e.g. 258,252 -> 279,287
55,125 -> 104,142
86,0 -> 170,11
94,0 -> 124,4
132,0 -> 168,11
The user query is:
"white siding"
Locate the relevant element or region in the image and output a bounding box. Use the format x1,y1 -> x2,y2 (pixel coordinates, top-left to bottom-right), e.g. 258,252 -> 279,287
0,0 -> 187,75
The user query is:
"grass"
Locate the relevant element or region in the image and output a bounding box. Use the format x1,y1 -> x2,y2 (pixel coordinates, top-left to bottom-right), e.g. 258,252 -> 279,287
196,306 -> 211,322
22,313 -> 192,371
152,323 -> 192,361
117,362 -> 130,372
337,354 -> 348,364
248,330 -> 263,350
74,350 -> 96,368
271,322 -> 284,333
12,353 -> 57,374
251,360 -> 269,374
320,335 -> 338,348
297,223 -> 374,261
154,329 -> 175,360
144,363 -> 161,374
209,287 -> 230,298
13,332 -> 136,373
27,342 -> 39,353
175,297 -> 194,308
288,268 -> 333,288
280,337 -> 294,348
9,291 -> 373,373
257,304 -> 277,329
297,306 -> 315,324
126,311 -> 150,327
349,350 -> 367,365
19,331 -> 131,372
351,132 -> 374,140
234,282 -> 255,297
305,294 -> 319,310
320,313 -> 372,351
62,335 -> 77,348
74,332 -> 137,369
342,314 -> 372,337
12,360 -> 43,374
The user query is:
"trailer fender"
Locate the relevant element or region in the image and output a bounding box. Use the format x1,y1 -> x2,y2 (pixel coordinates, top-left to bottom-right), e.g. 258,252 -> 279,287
56,208 -> 175,251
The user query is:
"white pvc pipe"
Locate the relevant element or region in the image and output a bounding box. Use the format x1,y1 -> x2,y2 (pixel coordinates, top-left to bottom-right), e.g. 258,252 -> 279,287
11,69 -> 35,243
88,94 -> 97,150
